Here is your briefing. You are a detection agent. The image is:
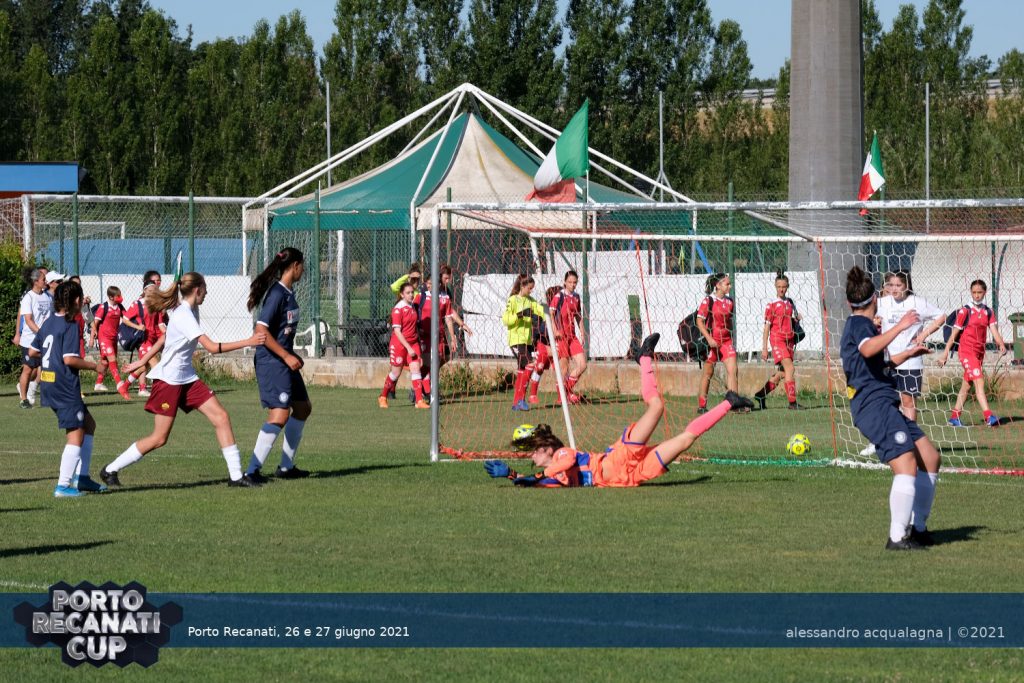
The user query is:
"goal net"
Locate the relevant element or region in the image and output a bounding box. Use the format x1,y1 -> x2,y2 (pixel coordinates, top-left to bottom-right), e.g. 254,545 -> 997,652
428,200 -> 1024,475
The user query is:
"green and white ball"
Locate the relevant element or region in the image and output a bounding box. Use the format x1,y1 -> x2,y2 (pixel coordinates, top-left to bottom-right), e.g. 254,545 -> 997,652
787,433 -> 811,457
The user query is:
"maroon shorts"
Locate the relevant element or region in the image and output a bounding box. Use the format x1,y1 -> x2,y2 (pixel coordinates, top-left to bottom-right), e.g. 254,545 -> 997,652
145,379 -> 215,417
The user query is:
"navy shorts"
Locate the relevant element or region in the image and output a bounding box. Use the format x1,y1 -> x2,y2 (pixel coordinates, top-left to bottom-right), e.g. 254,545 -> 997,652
853,397 -> 926,464
892,369 -> 923,397
255,358 -> 309,409
21,346 -> 40,369
51,403 -> 89,430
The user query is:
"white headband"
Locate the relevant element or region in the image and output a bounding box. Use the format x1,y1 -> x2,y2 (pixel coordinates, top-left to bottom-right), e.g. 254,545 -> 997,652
849,292 -> 876,308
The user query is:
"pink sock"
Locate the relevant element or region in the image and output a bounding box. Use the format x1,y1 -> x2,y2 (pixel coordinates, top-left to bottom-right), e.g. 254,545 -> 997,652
639,357 -> 658,401
785,381 -> 797,403
684,400 -> 731,437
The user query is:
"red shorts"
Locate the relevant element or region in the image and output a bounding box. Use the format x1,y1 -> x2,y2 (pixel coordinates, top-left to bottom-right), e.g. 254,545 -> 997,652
960,354 -> 984,382
770,338 -> 795,364
99,335 -> 118,358
418,340 -> 449,366
139,340 -> 158,361
389,342 -> 420,368
594,423 -> 669,488
707,339 -> 736,364
145,379 -> 215,417
534,342 -> 551,370
557,337 -> 585,359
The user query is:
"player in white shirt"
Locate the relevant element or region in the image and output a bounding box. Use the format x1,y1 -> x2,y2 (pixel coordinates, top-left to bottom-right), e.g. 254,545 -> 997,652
15,268 -> 58,408
861,271 -> 946,456
100,272 -> 267,488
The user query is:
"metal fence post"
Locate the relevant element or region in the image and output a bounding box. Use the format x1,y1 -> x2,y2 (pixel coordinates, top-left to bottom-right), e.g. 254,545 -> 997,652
188,191 -> 195,271
72,193 -> 79,275
312,187 -> 322,357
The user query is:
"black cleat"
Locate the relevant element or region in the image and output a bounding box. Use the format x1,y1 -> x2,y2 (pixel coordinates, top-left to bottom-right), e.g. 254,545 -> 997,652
247,469 -> 271,485
275,465 -> 310,479
228,474 -> 261,487
19,399 -> 31,409
787,402 -> 806,411
408,388 -> 416,404
388,388 -> 396,400
635,333 -> 661,363
908,527 -> 935,547
696,406 -> 708,415
755,396 -> 767,411
725,391 -> 755,412
885,536 -> 928,551
99,467 -> 122,488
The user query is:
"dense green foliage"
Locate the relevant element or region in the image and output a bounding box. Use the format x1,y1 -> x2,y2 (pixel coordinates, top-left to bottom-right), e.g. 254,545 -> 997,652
0,0 -> 1021,198
0,242 -> 29,377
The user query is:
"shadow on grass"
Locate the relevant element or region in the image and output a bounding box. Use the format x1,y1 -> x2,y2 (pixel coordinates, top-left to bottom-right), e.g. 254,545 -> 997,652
996,415 -> 1023,426
0,477 -> 54,486
645,475 -> 714,487
310,463 -> 428,480
105,479 -> 227,494
932,525 -> 986,546
0,540 -> 114,558
0,507 -> 48,513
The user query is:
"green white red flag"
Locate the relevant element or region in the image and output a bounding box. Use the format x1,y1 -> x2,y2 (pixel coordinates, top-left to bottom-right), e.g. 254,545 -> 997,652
526,100 -> 589,202
858,132 -> 885,215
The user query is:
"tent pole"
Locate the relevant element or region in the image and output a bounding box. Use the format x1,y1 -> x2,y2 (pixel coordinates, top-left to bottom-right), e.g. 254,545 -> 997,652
400,93 -> 461,157
410,90 -> 467,262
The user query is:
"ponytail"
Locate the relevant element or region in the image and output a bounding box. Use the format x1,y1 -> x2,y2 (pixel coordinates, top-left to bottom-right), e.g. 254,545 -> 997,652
705,273 -> 726,295
248,247 -> 304,311
148,272 -> 205,314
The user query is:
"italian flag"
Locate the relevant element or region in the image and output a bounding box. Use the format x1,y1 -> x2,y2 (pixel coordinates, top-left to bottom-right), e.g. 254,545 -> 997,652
526,100 -> 589,202
858,131 -> 885,215
174,250 -> 183,282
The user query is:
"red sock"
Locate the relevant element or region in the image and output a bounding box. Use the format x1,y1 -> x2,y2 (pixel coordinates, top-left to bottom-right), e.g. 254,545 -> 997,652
528,379 -> 540,399
639,356 -> 658,401
513,370 -> 529,404
685,400 -> 731,436
412,377 -> 424,402
983,409 -> 993,420
422,376 -> 431,396
96,367 -> 105,385
381,375 -> 396,398
951,409 -> 961,419
698,395 -> 707,408
108,359 -> 122,384
565,375 -> 578,395
138,378 -> 147,391
785,381 -> 797,404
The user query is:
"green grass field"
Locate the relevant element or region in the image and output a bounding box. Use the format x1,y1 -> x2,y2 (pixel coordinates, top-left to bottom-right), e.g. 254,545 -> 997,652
2,382 -> 1024,681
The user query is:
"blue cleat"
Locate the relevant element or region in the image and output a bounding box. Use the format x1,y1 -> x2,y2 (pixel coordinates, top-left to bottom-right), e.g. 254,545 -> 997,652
986,414 -> 1000,427
948,417 -> 963,427
512,400 -> 530,411
75,476 -> 108,493
54,485 -> 84,498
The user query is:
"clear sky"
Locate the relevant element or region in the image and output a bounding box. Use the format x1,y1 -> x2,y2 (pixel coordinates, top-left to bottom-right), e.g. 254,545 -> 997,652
152,0 -> 1021,80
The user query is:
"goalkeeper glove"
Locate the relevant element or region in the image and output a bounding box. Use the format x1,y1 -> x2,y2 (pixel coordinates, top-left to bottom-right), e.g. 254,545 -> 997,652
513,475 -> 540,486
484,460 -> 519,479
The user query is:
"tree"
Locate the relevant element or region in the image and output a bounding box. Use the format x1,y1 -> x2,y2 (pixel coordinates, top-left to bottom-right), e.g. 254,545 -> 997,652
0,10 -> 22,160
414,0 -> 465,98
19,43 -> 61,162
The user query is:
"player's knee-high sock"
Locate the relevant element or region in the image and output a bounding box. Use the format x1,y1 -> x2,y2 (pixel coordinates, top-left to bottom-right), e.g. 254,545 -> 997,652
27,380 -> 38,403
422,375 -> 431,397
221,444 -> 243,481
697,395 -> 707,409
280,417 -> 305,470
79,434 -> 94,477
784,381 -> 797,404
96,363 -> 105,385
639,356 -> 659,402
513,369 -> 529,404
889,474 -> 916,542
411,373 -> 424,402
108,359 -> 122,384
247,423 -> 282,474
107,443 -> 144,472
565,375 -> 578,395
754,380 -> 775,400
912,471 -> 938,532
684,399 -> 731,436
58,444 -> 82,488
381,370 -> 400,398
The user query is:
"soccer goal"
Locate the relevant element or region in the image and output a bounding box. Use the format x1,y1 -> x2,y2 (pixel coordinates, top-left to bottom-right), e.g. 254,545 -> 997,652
426,199 -> 1024,475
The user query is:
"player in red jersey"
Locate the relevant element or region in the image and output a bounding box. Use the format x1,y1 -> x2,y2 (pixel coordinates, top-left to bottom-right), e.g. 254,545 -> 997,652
754,271 -> 804,410
380,282 -> 426,409
413,265 -> 473,403
551,270 -> 587,404
938,279 -> 1007,427
526,286 -> 561,404
695,273 -> 742,414
484,333 -> 754,487
90,286 -> 141,398
67,276 -> 90,359
123,273 -> 167,398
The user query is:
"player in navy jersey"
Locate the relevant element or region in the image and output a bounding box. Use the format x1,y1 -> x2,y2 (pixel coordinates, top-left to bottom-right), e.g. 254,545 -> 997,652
840,266 -> 941,550
244,247 -> 312,481
28,281 -> 107,497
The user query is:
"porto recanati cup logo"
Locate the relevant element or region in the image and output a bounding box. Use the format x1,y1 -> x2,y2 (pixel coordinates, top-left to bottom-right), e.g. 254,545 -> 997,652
13,581 -> 182,668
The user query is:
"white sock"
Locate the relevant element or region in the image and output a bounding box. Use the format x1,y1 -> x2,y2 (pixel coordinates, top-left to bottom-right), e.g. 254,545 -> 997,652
222,444 -> 243,480
79,434 -> 94,477
107,442 -> 144,473
912,471 -> 939,532
280,417 -> 306,470
889,474 -> 917,542
247,423 -> 282,474
531,372 -> 541,382
388,369 -> 401,381
58,444 -> 82,488
27,380 -> 38,401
